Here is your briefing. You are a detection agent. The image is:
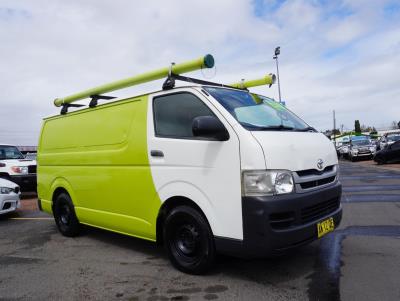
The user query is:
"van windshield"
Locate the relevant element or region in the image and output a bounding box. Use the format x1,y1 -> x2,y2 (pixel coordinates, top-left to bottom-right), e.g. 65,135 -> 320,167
204,87 -> 312,131
0,145 -> 25,160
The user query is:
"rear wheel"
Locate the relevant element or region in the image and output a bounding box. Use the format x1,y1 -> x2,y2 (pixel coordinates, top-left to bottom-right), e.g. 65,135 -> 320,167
163,206 -> 216,274
53,192 -> 80,237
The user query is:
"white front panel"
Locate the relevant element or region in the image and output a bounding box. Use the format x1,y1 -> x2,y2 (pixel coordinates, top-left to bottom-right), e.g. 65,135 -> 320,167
147,88 -> 243,240
251,131 -> 338,171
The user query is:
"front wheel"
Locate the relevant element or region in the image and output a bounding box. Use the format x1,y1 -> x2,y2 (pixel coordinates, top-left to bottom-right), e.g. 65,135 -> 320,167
376,158 -> 386,165
53,192 -> 80,237
163,206 -> 216,274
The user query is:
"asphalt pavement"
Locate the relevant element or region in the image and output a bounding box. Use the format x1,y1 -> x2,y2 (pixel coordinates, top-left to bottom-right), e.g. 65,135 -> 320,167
0,161 -> 399,300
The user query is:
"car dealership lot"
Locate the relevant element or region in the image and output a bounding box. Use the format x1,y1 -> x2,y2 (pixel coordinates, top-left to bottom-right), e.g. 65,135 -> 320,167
1,162 -> 400,301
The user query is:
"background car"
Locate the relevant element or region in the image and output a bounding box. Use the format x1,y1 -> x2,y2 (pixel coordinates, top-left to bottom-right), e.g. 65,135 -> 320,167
24,152 -> 37,160
374,140 -> 400,164
0,144 -> 37,192
337,142 -> 350,159
0,178 -> 21,215
348,139 -> 376,161
377,133 -> 400,151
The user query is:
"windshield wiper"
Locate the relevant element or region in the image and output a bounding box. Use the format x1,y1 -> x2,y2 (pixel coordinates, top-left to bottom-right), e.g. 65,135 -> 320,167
241,123 -> 294,131
297,126 -> 317,132
262,125 -> 294,131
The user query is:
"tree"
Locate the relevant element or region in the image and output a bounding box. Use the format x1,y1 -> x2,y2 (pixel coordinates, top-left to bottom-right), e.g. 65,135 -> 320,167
398,121 -> 400,129
391,121 -> 398,130
354,120 -> 361,133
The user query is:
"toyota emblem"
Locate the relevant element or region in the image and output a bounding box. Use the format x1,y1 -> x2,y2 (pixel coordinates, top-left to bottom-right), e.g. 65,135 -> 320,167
317,159 -> 324,170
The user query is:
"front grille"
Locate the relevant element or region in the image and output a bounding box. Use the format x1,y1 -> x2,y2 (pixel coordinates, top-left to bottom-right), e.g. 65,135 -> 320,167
301,197 -> 340,224
300,176 -> 336,190
296,165 -> 334,177
294,165 -> 337,193
269,197 -> 340,230
28,165 -> 36,174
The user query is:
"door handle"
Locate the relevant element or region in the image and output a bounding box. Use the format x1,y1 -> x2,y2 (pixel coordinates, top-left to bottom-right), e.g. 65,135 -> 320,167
150,150 -> 164,157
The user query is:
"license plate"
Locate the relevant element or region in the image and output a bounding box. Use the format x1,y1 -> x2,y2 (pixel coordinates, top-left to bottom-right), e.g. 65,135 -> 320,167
317,217 -> 335,238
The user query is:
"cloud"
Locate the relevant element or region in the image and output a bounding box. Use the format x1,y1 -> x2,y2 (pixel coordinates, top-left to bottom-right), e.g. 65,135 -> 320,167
0,0 -> 399,144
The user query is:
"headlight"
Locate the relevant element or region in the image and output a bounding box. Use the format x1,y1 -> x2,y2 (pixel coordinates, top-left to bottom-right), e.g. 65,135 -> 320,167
369,146 -> 376,152
242,170 -> 294,196
11,166 -> 28,174
351,149 -> 358,154
0,187 -> 13,194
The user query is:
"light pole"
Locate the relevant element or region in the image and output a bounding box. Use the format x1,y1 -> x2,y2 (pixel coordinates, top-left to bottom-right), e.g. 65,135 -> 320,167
273,46 -> 282,103
333,110 -> 336,146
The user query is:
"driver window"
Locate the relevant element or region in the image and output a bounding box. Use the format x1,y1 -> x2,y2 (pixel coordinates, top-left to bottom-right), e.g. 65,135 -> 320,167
153,92 -> 216,139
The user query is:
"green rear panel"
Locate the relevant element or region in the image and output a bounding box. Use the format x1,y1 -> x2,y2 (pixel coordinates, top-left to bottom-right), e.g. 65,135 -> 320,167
38,95 -> 161,241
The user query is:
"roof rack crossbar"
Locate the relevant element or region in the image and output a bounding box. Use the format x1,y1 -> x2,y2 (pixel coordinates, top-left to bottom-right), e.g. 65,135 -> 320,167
162,73 -> 240,90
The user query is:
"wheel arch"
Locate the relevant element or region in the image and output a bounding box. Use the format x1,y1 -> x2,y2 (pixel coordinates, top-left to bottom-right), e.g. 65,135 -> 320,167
49,177 -> 77,210
156,196 -> 213,245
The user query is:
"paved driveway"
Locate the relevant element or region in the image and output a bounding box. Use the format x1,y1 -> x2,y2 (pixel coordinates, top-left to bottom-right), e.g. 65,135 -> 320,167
1,162 -> 399,300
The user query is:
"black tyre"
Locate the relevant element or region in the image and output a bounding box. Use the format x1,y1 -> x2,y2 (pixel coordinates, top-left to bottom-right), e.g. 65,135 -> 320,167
163,206 -> 216,274
53,192 -> 80,237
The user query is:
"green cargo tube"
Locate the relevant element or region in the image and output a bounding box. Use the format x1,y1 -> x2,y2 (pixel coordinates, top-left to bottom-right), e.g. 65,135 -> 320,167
229,74 -> 276,89
54,54 -> 215,107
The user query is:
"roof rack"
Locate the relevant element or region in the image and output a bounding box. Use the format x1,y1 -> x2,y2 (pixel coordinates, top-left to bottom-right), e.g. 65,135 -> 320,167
53,54 -> 276,114
162,73 -> 276,91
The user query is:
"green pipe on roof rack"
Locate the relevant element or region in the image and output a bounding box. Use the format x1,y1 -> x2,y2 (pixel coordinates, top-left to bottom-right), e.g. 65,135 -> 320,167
229,74 -> 276,89
54,54 -> 215,107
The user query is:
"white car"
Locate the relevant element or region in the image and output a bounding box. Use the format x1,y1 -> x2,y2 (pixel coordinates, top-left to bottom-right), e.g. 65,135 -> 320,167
0,144 -> 37,192
0,177 -> 21,215
378,133 -> 400,151
337,143 -> 350,158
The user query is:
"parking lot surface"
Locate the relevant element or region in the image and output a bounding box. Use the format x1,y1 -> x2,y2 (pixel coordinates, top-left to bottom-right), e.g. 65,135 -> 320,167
1,162 -> 400,300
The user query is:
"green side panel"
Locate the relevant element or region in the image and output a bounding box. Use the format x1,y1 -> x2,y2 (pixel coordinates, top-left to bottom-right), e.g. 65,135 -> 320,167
38,95 -> 161,241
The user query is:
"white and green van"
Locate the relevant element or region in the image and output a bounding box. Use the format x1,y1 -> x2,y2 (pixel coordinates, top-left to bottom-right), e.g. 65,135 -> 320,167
38,55 -> 342,274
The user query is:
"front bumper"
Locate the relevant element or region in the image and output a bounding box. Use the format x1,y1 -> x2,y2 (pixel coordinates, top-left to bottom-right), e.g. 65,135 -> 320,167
352,152 -> 373,157
9,175 -> 37,192
0,193 -> 20,215
215,181 -> 342,258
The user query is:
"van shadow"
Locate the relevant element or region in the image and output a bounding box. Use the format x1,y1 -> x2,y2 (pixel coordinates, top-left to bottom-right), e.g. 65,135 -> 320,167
79,224 -> 319,286
79,225 -> 165,259
213,243 -> 319,284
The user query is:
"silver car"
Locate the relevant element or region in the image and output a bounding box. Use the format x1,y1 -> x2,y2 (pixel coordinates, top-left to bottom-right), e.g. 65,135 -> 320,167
349,139 -> 376,161
0,178 -> 21,215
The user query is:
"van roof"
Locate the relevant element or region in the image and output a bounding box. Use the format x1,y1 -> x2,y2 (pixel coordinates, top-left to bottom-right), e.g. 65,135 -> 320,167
44,85 -> 255,121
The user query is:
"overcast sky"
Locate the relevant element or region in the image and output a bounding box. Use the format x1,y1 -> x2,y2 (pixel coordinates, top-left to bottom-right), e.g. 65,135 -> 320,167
1,0 -> 399,145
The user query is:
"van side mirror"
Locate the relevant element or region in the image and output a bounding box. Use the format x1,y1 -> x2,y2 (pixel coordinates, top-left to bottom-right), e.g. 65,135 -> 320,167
192,116 -> 229,141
